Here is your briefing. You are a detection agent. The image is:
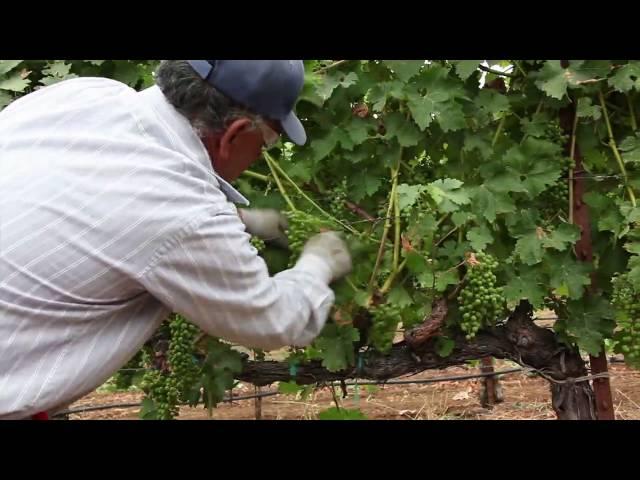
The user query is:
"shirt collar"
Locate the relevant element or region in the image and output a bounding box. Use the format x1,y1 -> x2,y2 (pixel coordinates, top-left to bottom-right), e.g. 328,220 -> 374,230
137,85 -> 250,206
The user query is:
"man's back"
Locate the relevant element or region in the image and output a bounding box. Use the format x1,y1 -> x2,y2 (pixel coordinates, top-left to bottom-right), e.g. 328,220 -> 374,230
0,77 -> 235,418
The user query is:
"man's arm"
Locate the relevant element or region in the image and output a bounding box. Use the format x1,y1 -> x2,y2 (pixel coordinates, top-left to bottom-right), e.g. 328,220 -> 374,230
138,209 -> 349,350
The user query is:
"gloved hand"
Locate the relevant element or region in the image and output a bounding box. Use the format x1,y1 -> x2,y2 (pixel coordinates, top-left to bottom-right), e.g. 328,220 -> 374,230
238,208 -> 289,249
293,231 -> 352,284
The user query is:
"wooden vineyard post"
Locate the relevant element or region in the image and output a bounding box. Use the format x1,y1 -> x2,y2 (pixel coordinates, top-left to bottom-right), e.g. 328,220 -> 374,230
559,79 -> 615,420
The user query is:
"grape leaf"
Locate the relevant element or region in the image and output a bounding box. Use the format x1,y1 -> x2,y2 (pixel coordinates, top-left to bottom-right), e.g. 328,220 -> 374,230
0,91 -> 11,109
542,223 -> 581,251
619,135 -> 640,164
311,130 -> 340,160
384,112 -> 422,147
384,60 -> 424,82
463,133 -> 493,160
576,97 -> 602,120
548,256 -> 591,299
467,223 -> 493,251
475,89 -> 510,116
437,101 -> 466,132
388,285 -> 413,308
346,118 -> 371,145
435,270 -> 459,293
112,61 -> 143,87
503,268 -> 545,309
515,230 -> 545,265
350,171 -> 382,202
318,407 -> 366,420
0,60 -> 22,76
314,324 -> 360,372
471,186 -> 516,223
426,178 -> 471,207
534,60 -> 594,100
452,60 -> 481,80
565,297 -> 615,355
278,381 -> 304,395
435,337 -> 455,357
608,61 -> 640,93
316,71 -> 358,102
0,72 -> 30,92
396,183 -> 427,211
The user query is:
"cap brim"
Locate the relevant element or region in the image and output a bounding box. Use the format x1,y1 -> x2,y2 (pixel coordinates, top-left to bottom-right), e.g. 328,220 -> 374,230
280,111 -> 307,146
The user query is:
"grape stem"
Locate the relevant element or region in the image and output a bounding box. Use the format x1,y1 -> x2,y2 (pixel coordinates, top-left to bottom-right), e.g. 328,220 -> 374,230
393,167 -> 401,271
264,154 -> 296,211
242,170 -> 270,182
598,90 -> 637,207
379,258 -> 408,295
369,154 -> 402,290
492,116 -> 506,148
627,93 -> 638,132
568,106 -> 578,225
264,152 -> 359,234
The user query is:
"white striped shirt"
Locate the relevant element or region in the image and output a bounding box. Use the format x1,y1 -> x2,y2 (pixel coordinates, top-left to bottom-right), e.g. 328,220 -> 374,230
0,77 -> 334,419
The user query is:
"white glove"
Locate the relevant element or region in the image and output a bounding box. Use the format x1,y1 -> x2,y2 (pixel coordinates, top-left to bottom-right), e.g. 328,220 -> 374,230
293,231 -> 352,284
238,208 -> 289,249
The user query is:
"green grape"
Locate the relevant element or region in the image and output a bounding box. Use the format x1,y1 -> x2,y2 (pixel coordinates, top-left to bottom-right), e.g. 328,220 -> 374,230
140,315 -> 200,419
329,178 -> 348,218
457,252 -> 506,339
611,273 -> 640,366
284,210 -> 333,266
250,236 -> 266,253
369,303 -> 402,353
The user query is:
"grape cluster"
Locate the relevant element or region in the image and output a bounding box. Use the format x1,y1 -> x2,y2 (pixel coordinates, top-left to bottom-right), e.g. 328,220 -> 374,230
140,315 -> 201,419
284,210 -> 332,266
140,367 -> 179,420
329,178 -> 348,218
250,236 -> 266,253
369,303 -> 402,353
458,252 -> 505,339
168,315 -> 200,392
611,274 -> 640,364
541,157 -> 576,220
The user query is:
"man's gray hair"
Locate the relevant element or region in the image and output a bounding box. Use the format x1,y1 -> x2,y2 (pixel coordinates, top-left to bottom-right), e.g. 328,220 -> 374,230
154,60 -> 260,135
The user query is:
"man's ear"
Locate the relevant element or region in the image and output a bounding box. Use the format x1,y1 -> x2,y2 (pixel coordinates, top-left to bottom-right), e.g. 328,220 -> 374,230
218,118 -> 254,161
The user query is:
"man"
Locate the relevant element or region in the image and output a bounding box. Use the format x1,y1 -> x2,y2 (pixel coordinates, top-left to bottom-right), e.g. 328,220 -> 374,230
0,60 -> 352,419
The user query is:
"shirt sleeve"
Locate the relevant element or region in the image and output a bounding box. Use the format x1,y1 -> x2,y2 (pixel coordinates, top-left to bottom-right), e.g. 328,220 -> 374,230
138,208 -> 334,351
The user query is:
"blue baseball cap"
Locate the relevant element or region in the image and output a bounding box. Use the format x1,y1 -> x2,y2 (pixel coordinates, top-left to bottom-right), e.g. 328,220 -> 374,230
187,60 -> 307,145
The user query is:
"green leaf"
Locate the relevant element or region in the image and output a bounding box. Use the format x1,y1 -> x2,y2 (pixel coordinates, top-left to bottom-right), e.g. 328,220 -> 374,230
471,186 -> 516,223
426,178 -> 471,207
43,61 -> 73,78
619,135 -> 640,164
0,91 -> 11,109
86,60 -> 105,66
437,101 -> 466,132
463,133 -> 493,160
396,183 -> 427,211
0,72 -> 30,92
314,324 -> 360,372
565,297 -> 615,355
498,139 -> 563,198
406,90 -> 439,130
475,89 -> 510,116
388,285 -> 413,308
466,223 -> 493,251
316,71 -> 358,102
534,60 -> 595,100
514,229 -> 545,265
278,381 -> 303,395
576,97 -> 602,120
548,255 -> 591,299
384,60 -> 424,82
452,60 -> 481,80
112,61 -> 143,87
608,61 -> 640,93
0,60 -> 22,76
384,112 -> 422,147
435,337 -> 455,357
627,256 -> 640,289
542,223 -> 581,251
503,269 -> 545,309
140,398 -> 158,420
346,118 -> 371,145
435,270 -> 458,293
311,131 -> 340,160
452,211 -> 474,227
318,407 -> 366,420
350,171 -> 382,202
535,61 -> 569,99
